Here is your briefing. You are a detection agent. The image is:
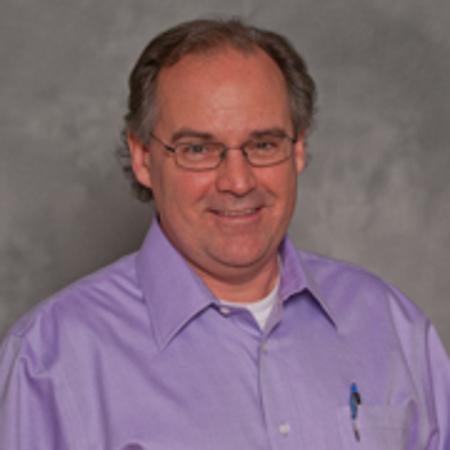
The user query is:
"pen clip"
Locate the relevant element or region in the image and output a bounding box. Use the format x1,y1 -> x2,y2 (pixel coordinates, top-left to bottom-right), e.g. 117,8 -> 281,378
349,382 -> 362,442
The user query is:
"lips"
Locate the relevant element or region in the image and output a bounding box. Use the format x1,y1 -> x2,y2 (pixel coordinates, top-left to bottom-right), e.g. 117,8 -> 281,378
216,208 -> 260,217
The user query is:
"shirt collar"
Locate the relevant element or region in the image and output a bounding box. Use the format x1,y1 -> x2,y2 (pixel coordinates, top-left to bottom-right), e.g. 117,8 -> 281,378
278,237 -> 338,329
135,220 -> 215,350
136,221 -> 338,350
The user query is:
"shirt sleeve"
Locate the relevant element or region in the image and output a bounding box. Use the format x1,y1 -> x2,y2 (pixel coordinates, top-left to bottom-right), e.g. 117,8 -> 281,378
0,333 -> 83,450
426,324 -> 450,450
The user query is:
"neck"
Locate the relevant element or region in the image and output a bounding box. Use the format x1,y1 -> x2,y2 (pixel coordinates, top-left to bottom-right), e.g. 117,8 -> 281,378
194,255 -> 280,303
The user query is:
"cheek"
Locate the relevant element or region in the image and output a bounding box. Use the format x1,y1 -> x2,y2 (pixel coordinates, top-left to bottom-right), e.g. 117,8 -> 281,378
262,164 -> 298,196
158,171 -> 214,215
271,169 -> 299,219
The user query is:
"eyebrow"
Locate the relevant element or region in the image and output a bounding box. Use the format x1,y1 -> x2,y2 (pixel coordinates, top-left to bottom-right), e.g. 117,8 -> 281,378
171,127 -> 290,143
248,127 -> 289,139
171,129 -> 215,143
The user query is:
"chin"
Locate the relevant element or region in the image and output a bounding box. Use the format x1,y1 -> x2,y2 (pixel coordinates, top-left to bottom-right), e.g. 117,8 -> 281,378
211,242 -> 275,269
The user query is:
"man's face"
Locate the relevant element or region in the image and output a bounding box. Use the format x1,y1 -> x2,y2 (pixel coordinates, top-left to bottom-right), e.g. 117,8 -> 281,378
130,47 -> 305,291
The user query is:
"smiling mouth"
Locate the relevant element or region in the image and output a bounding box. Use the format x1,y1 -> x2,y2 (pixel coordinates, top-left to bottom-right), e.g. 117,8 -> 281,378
212,207 -> 261,217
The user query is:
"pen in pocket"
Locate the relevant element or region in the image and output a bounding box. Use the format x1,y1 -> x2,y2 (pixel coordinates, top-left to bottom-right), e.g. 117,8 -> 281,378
349,382 -> 362,442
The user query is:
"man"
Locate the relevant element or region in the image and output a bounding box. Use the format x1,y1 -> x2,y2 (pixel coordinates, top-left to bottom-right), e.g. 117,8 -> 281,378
0,18 -> 449,450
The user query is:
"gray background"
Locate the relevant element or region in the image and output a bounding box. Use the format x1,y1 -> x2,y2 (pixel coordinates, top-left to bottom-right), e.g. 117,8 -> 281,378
1,0 -> 449,350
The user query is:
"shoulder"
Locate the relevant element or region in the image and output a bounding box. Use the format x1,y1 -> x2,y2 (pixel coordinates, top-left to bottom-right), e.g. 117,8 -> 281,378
297,249 -> 429,329
295,249 -> 450,442
4,252 -> 145,356
296,249 -> 447,388
0,255 -> 144,449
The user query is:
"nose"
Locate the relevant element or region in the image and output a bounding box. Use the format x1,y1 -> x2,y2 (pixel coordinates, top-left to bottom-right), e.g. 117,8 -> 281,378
215,148 -> 257,196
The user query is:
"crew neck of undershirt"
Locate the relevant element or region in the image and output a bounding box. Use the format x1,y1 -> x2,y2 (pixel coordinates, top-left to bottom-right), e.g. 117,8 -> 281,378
218,278 -> 279,330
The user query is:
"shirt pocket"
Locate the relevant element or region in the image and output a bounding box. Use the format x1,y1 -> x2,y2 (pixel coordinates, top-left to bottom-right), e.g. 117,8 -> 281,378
336,405 -> 407,450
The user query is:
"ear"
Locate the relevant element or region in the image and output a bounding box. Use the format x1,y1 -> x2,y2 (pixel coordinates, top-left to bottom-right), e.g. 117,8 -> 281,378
127,131 -> 153,189
293,132 -> 306,175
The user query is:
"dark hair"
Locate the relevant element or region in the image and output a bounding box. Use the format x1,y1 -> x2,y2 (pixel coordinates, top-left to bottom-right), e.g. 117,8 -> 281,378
118,18 -> 317,202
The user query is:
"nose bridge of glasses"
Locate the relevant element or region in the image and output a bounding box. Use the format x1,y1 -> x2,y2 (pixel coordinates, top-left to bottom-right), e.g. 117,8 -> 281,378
216,144 -> 257,193
220,145 -> 250,162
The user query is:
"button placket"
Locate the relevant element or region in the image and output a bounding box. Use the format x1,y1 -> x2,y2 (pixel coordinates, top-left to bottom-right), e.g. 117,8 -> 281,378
261,341 -> 269,354
257,334 -> 303,449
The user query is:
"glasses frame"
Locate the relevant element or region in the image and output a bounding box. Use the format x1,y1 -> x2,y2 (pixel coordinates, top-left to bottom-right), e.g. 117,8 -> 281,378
148,132 -> 297,171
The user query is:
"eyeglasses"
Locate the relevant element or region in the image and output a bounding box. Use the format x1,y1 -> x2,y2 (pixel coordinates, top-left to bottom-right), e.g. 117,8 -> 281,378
149,132 -> 297,171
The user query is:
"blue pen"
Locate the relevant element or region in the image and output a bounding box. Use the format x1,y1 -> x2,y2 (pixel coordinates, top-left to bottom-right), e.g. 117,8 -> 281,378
350,383 -> 362,442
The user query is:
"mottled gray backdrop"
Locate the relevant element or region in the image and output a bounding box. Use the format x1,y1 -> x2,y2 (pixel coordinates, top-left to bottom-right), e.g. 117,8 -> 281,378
1,1 -> 449,350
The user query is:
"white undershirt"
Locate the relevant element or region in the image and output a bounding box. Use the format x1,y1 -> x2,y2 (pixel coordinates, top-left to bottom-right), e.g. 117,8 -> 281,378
219,279 -> 279,330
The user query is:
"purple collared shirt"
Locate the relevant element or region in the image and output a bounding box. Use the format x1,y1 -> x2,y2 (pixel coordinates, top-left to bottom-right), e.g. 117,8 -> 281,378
1,221 -> 449,449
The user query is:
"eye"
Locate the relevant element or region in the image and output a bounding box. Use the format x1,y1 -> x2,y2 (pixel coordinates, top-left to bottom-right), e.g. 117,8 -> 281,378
255,140 -> 276,149
177,142 -> 221,162
250,138 -> 281,152
182,143 -> 208,154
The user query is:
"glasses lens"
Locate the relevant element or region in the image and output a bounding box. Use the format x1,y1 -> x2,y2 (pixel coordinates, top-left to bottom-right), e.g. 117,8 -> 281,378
175,142 -> 223,169
245,136 -> 292,166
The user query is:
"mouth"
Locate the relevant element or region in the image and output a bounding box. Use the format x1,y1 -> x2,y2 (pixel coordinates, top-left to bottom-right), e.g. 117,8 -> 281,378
215,207 -> 260,217
208,206 -> 264,224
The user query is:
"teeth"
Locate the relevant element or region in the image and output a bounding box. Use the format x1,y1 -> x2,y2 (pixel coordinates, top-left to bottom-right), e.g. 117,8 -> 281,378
220,208 -> 257,216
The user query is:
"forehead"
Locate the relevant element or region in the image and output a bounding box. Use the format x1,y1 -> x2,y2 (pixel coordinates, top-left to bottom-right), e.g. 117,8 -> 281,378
154,46 -> 292,137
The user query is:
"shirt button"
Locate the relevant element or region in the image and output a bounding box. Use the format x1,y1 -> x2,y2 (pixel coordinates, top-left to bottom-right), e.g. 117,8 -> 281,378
278,423 -> 290,436
219,306 -> 231,316
261,342 -> 269,354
